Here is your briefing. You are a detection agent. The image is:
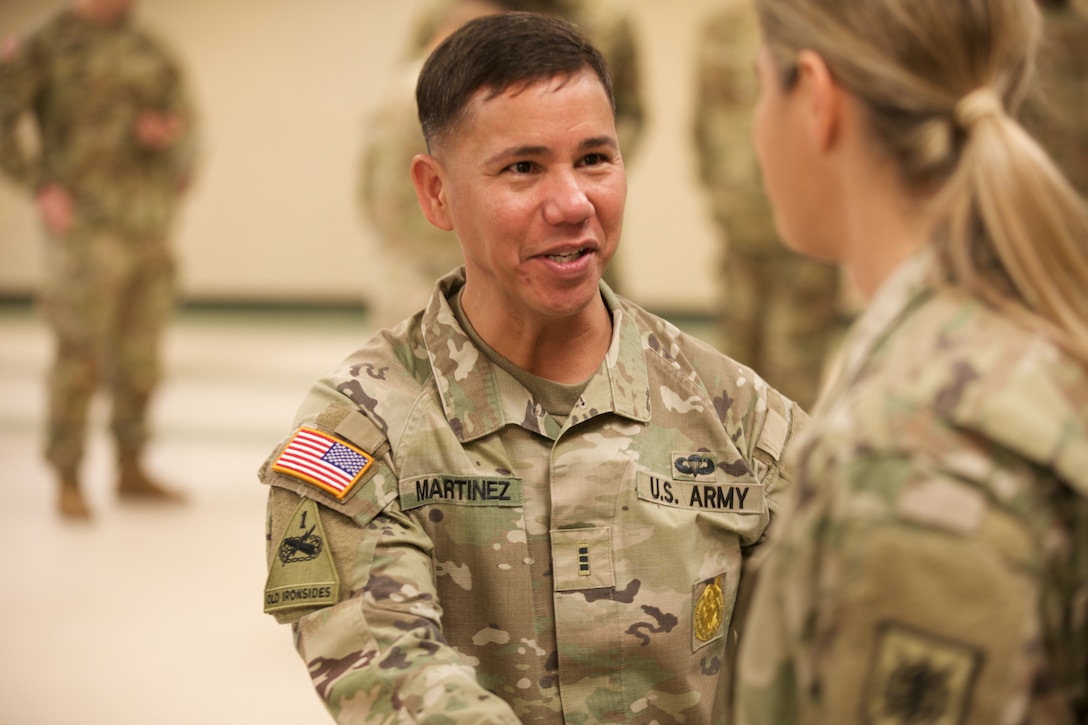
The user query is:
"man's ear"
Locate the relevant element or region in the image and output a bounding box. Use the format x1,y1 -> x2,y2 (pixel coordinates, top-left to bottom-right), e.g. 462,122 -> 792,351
410,153 -> 454,231
794,49 -> 842,153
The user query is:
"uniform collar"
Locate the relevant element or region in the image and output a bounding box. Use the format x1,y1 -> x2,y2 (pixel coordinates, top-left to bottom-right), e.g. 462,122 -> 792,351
421,268 -> 651,443
815,247 -> 939,415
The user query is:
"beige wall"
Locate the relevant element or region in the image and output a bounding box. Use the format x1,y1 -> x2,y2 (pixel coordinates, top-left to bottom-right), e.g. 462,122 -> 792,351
0,0 -> 735,313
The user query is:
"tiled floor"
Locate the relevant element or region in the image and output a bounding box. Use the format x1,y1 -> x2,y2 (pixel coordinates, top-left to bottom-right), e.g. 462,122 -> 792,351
0,301 -> 719,724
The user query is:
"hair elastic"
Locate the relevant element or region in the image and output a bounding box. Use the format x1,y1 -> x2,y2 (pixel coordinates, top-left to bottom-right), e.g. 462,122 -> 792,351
953,87 -> 1004,130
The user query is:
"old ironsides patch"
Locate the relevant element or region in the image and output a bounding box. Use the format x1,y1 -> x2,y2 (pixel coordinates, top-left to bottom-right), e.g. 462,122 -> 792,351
264,498 -> 340,614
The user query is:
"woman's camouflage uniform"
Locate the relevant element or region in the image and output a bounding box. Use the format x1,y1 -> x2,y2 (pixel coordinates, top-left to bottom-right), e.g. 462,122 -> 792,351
734,249 -> 1088,724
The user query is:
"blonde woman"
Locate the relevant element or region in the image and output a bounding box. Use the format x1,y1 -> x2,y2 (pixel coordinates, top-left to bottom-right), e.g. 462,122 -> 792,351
733,0 -> 1088,722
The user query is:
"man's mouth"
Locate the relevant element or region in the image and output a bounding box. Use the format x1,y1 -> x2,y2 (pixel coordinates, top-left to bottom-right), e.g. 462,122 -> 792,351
545,248 -> 590,263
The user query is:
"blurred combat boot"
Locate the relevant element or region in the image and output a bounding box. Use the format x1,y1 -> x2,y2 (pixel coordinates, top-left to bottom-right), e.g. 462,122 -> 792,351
57,469 -> 92,520
117,451 -> 186,504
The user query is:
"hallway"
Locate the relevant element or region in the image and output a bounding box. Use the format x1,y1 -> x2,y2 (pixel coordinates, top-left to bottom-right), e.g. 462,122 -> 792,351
0,304 -> 363,723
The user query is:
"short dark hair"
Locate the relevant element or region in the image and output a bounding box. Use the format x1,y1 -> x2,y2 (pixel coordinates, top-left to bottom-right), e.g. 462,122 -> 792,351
416,11 -> 615,152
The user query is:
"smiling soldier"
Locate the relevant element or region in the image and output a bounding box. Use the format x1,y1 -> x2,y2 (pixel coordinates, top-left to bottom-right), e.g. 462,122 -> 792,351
259,12 -> 806,723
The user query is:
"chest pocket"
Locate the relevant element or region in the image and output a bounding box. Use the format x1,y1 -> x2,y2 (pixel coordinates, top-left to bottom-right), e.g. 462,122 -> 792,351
634,449 -> 768,548
638,449 -> 764,513
637,470 -> 764,515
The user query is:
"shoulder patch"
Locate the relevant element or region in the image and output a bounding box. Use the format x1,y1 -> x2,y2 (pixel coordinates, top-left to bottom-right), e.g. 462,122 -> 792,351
264,498 -> 340,614
864,621 -> 983,725
271,426 -> 374,500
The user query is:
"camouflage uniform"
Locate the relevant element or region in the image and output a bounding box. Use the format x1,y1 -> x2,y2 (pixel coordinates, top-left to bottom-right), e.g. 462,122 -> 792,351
693,3 -> 844,410
1022,0 -> 1088,196
357,57 -> 465,329
359,0 -> 646,328
0,9 -> 196,475
733,248 -> 1088,724
262,269 -> 805,723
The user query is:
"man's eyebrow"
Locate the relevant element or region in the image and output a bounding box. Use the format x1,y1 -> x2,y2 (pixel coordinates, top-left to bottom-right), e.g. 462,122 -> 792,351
485,145 -> 551,166
579,135 -> 619,152
484,136 -> 619,166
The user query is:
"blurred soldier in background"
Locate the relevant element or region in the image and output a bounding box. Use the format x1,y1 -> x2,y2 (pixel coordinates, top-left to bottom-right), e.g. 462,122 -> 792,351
693,2 -> 846,409
359,0 -> 646,329
0,0 -> 198,519
1022,0 -> 1088,196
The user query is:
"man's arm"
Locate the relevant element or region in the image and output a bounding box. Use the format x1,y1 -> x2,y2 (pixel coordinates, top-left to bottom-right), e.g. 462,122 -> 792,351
0,32 -> 45,192
0,31 -> 75,236
724,383 -> 806,704
273,491 -> 520,723
136,33 -> 199,193
262,407 -> 520,724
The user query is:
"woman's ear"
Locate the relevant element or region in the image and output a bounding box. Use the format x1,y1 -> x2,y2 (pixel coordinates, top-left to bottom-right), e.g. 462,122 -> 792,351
794,49 -> 843,153
410,153 -> 454,231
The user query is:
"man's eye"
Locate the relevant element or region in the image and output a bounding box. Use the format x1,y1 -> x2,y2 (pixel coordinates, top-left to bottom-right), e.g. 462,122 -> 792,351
582,153 -> 606,166
511,161 -> 534,174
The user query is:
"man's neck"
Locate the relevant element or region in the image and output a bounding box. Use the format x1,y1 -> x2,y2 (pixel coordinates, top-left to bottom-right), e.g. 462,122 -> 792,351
460,291 -> 613,385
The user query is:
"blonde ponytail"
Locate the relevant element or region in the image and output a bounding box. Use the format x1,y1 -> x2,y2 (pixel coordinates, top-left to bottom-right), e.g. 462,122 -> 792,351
936,92 -> 1088,362
756,0 -> 1088,363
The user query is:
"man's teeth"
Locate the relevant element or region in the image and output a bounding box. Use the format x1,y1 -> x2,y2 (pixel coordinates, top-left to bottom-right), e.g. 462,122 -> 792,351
547,250 -> 584,263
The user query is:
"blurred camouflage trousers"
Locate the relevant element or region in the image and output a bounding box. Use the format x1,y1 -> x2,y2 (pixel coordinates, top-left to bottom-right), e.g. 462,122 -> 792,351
720,245 -> 841,409
39,223 -> 176,473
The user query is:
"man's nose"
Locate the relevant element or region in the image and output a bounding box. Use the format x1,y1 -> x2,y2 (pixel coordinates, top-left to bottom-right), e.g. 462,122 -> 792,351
541,169 -> 594,225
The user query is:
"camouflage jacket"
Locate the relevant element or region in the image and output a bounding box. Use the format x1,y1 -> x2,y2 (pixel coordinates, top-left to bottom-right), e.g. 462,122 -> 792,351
262,269 -> 805,723
0,9 -> 197,237
734,249 -> 1088,724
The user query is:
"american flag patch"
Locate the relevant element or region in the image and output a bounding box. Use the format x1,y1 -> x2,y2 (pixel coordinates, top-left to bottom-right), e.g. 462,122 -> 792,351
272,427 -> 374,499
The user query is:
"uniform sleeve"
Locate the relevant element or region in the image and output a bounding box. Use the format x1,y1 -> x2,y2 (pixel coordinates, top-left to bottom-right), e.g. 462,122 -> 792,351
167,72 -> 198,188
812,509 -> 1040,723
268,488 -> 520,723
262,406 -> 520,723
734,456 -> 1048,725
723,385 -> 806,707
152,39 -> 199,188
749,388 -> 806,543
0,33 -> 45,191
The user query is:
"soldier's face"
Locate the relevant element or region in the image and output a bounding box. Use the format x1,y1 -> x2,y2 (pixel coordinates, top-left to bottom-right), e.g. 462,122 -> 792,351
429,69 -> 626,324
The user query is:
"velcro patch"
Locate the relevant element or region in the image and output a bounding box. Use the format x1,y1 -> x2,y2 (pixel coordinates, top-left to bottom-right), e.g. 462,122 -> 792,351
756,407 -> 788,461
671,451 -> 719,480
864,621 -> 982,725
637,470 -> 763,514
551,527 -> 614,591
399,475 -> 524,510
264,498 -> 340,613
272,426 -> 374,500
